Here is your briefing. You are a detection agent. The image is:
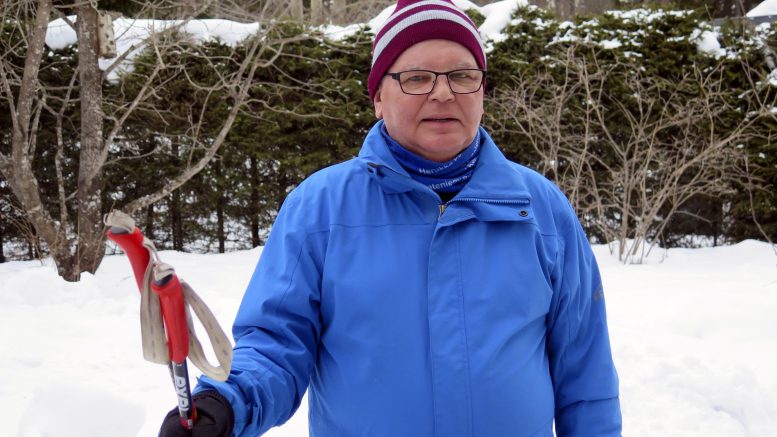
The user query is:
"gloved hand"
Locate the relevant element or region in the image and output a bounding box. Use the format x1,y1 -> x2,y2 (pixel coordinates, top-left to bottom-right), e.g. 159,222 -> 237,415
158,390 -> 234,437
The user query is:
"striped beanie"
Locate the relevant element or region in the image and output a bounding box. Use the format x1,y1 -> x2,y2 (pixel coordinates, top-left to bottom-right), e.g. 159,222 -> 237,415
368,0 -> 486,99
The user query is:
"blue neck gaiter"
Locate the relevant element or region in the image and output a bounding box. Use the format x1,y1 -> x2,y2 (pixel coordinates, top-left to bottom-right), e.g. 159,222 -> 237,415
380,121 -> 481,193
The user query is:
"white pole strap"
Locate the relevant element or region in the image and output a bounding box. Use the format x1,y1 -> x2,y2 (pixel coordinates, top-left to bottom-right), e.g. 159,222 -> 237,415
137,253 -> 233,381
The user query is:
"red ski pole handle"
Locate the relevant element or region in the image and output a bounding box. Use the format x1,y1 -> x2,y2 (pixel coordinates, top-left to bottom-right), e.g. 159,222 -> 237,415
151,273 -> 190,363
107,224 -> 190,362
106,227 -> 151,292
152,270 -> 196,429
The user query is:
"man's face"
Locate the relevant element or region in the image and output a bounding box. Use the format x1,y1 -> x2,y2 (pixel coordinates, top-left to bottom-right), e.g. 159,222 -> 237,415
373,39 -> 485,163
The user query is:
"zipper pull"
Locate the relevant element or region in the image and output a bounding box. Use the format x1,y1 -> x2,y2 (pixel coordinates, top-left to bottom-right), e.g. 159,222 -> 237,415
438,203 -> 447,218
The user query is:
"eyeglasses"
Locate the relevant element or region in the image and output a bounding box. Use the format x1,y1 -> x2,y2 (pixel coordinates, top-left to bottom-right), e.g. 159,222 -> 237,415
384,69 -> 486,95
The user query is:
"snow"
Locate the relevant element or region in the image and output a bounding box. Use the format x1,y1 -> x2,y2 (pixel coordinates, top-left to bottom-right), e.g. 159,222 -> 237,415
2,241 -> 776,436
600,39 -> 623,49
45,0 -> 528,73
605,8 -> 693,23
42,0 -> 758,83
767,69 -> 777,86
367,4 -> 395,32
748,0 -> 777,18
44,17 -> 78,49
45,17 -> 261,80
479,0 -> 526,42
691,28 -> 727,58
25,3 -> 777,434
46,17 -> 261,50
320,23 -> 367,41
43,0 -> 737,80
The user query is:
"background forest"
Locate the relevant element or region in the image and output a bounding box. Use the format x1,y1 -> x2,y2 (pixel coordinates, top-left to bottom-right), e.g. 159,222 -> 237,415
1,0 -> 776,280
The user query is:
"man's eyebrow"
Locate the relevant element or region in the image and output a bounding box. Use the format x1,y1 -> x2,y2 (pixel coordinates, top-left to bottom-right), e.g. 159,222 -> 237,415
399,61 -> 478,70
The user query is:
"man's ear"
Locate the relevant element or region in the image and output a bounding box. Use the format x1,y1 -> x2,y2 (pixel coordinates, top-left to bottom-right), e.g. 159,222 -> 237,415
373,86 -> 383,119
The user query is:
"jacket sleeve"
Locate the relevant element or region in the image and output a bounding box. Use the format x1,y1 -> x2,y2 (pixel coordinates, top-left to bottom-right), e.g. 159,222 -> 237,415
195,187 -> 324,437
547,200 -> 621,436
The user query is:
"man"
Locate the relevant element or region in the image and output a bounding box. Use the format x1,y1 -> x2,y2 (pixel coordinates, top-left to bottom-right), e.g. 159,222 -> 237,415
160,0 -> 621,435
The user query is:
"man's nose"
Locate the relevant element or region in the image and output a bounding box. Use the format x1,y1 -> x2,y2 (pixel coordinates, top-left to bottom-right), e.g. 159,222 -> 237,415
428,75 -> 455,101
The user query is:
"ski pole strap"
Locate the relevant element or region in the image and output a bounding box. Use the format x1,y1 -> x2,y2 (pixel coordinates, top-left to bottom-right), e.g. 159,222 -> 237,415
138,258 -> 233,382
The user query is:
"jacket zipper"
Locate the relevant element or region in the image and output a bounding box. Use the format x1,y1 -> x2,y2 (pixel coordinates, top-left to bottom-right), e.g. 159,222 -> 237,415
438,197 -> 530,219
450,197 -> 531,206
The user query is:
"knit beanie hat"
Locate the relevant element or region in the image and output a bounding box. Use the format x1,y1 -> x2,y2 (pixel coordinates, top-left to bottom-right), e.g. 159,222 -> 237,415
368,0 -> 487,100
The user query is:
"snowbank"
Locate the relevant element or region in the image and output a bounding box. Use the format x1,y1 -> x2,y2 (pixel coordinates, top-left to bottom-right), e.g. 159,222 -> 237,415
2,241 -> 776,436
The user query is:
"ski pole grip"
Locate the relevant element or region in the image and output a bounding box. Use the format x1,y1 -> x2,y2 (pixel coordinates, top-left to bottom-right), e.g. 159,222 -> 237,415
106,226 -> 150,291
152,272 -> 190,363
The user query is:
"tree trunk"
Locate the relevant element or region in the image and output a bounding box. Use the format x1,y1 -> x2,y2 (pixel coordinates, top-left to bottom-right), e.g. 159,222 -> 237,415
0,224 -> 5,263
249,155 -> 260,247
331,0 -> 346,24
179,0 -> 200,17
532,0 -> 617,19
310,0 -> 323,23
215,159 -> 225,253
145,204 -> 154,241
290,0 -> 303,20
0,0 -> 78,279
171,190 -> 183,251
74,5 -> 106,276
170,142 -> 183,251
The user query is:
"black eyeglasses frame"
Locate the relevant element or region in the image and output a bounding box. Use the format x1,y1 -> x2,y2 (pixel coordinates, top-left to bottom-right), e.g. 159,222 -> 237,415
384,68 -> 487,95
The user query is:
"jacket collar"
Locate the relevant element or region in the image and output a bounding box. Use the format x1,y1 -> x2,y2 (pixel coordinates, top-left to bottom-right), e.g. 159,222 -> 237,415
358,121 -> 532,203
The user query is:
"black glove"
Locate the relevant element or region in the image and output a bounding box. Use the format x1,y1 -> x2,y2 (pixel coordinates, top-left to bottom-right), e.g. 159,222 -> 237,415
158,390 -> 234,437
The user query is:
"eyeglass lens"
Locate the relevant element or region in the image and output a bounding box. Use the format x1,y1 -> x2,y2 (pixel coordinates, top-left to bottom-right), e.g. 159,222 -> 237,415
398,70 -> 484,95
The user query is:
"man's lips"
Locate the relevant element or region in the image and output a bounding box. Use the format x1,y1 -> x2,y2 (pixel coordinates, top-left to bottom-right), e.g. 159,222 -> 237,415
422,117 -> 459,122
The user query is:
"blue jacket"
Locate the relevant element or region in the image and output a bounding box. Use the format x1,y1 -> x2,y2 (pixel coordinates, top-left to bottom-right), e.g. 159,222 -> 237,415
197,123 -> 621,436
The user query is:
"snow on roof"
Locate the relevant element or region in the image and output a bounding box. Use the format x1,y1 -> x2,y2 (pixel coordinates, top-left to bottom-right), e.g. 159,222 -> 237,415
46,17 -> 260,80
747,0 -> 777,18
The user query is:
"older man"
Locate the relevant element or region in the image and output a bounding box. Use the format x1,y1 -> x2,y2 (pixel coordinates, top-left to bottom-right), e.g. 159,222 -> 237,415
160,1 -> 621,436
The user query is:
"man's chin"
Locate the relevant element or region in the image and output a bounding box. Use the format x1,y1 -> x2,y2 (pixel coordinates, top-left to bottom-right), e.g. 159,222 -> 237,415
417,139 -> 468,162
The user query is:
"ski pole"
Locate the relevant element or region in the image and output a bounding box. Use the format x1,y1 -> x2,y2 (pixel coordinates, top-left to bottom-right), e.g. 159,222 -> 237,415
150,264 -> 197,429
105,214 -> 197,429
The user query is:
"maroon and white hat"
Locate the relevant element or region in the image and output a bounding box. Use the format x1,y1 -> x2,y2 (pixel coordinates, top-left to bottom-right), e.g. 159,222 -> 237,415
368,0 -> 487,99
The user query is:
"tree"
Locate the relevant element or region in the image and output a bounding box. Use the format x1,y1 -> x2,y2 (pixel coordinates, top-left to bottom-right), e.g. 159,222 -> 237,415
528,0 -> 763,19
0,0 -> 303,280
530,0 -> 617,19
100,21 -> 372,252
486,4 -> 777,260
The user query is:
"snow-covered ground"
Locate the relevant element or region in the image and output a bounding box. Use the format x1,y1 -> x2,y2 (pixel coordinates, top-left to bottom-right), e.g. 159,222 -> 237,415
748,0 -> 777,18
1,241 -> 776,436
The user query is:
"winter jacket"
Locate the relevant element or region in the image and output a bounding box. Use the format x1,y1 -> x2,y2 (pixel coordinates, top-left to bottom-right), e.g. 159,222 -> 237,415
197,122 -> 622,437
